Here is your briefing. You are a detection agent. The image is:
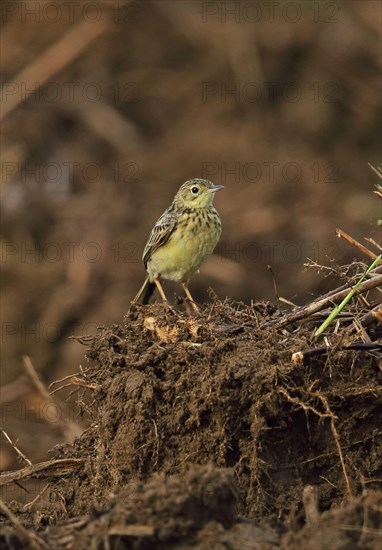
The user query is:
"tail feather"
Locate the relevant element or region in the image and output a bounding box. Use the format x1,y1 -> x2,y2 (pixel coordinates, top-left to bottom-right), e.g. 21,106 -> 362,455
130,276 -> 156,308
141,280 -> 156,304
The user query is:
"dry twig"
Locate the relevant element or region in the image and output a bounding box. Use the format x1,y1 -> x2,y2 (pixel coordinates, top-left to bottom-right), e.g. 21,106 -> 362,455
22,356 -> 83,441
335,229 -> 382,263
317,394 -> 353,497
23,483 -> 50,512
0,429 -> 32,466
262,269 -> 382,329
0,458 -> 84,487
292,342 -> 382,363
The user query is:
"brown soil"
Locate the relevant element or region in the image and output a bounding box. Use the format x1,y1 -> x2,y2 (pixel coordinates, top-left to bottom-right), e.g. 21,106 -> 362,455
1,300 -> 381,549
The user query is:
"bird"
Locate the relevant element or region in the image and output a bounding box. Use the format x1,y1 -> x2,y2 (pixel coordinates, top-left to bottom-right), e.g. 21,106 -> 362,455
131,178 -> 224,309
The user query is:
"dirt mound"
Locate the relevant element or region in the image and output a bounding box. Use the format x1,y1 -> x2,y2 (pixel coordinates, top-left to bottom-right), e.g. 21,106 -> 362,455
1,300 -> 381,548
56,301 -> 381,517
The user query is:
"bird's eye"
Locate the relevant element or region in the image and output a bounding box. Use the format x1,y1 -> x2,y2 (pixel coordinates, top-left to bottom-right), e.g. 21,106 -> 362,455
191,186 -> 199,194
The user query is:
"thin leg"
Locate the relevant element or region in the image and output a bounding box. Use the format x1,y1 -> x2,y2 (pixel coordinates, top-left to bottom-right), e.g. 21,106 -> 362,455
154,278 -> 168,303
181,282 -> 199,311
130,275 -> 150,308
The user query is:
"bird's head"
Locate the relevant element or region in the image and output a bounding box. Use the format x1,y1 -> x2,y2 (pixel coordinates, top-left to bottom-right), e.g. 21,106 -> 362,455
174,179 -> 224,209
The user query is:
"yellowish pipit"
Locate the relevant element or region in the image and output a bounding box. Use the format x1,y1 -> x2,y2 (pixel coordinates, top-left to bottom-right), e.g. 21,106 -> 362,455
132,178 -> 223,309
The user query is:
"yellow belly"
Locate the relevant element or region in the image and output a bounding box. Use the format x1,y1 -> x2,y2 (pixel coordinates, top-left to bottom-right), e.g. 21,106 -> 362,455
147,224 -> 220,282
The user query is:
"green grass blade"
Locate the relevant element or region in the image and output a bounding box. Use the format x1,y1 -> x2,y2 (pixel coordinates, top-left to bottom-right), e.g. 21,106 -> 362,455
314,254 -> 381,337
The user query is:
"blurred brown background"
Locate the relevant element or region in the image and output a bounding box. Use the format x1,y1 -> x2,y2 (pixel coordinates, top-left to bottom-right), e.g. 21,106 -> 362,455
1,0 -> 381,469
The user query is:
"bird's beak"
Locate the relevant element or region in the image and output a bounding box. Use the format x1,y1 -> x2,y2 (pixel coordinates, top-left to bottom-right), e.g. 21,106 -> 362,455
207,185 -> 224,193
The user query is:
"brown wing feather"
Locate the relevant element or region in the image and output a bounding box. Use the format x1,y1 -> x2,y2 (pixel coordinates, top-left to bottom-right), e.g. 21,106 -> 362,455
142,207 -> 178,268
